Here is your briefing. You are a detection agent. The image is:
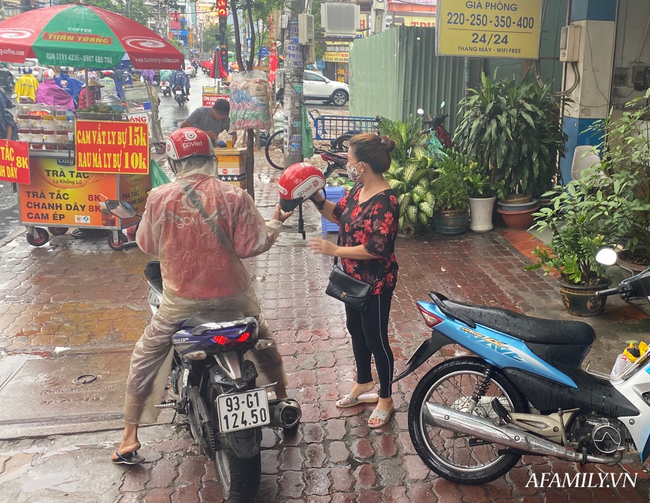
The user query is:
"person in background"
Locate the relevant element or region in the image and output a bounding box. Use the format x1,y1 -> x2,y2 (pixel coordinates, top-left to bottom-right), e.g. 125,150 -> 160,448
181,98 -> 237,148
141,69 -> 155,85
159,69 -> 172,84
112,69 -> 133,100
308,133 -> 399,429
35,69 -> 75,111
0,89 -> 18,140
14,67 -> 39,102
171,68 -> 190,97
99,71 -> 118,98
78,77 -> 104,110
55,67 -> 83,101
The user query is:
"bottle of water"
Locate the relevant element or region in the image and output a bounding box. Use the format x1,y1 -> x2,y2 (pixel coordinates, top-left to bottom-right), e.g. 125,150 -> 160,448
611,353 -> 629,378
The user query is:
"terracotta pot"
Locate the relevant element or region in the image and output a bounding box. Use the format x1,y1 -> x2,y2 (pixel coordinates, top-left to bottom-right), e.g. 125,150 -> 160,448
558,279 -> 612,317
496,205 -> 539,230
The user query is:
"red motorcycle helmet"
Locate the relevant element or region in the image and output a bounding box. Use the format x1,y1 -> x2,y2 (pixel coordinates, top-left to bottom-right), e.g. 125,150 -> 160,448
166,127 -> 213,160
278,163 -> 326,212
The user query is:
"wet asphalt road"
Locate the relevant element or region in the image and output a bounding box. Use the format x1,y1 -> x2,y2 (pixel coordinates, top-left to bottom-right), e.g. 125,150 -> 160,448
0,72 -> 347,241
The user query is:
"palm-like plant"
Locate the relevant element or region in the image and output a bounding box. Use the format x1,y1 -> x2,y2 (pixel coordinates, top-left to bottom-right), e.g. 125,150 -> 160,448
455,71 -> 567,198
379,116 -> 435,229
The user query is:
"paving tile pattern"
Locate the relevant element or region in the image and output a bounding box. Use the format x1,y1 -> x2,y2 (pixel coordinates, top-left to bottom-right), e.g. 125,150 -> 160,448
0,158 -> 648,502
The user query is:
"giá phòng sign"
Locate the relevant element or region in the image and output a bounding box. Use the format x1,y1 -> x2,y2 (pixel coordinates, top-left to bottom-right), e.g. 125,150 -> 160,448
75,120 -> 149,174
0,140 -> 30,184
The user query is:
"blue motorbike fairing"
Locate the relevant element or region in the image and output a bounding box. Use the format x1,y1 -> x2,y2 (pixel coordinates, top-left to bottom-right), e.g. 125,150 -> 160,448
417,301 -> 578,388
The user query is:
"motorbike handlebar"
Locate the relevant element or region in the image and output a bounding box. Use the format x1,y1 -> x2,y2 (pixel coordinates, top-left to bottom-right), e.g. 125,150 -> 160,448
595,286 -> 621,297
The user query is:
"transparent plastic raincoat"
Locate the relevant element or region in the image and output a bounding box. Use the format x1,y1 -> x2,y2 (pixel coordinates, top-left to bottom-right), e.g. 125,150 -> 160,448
124,157 -> 286,424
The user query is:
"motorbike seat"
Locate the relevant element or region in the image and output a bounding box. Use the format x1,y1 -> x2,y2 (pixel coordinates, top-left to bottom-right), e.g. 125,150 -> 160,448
431,293 -> 595,345
182,310 -> 248,328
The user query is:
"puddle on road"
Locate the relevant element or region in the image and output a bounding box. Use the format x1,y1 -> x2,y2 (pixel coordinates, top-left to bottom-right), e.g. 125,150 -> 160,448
0,353 -> 130,427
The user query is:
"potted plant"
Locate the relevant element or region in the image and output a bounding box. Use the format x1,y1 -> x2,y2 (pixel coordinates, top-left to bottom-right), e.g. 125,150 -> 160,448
463,156 -> 505,233
582,88 -> 650,269
429,148 -> 470,235
525,180 -> 620,316
454,71 -> 567,226
380,115 -> 435,236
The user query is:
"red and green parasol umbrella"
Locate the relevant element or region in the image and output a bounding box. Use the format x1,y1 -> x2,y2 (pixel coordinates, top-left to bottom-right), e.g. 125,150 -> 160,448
0,3 -> 183,70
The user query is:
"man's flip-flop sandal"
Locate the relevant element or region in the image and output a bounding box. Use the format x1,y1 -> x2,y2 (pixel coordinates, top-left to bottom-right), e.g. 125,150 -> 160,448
336,393 -> 379,408
368,407 -> 394,429
112,451 -> 145,466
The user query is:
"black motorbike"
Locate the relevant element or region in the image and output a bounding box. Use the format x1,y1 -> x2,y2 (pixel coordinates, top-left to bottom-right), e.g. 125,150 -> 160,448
105,201 -> 302,503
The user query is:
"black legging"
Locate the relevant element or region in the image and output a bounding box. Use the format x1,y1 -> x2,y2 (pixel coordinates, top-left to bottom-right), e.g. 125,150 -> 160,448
345,290 -> 394,399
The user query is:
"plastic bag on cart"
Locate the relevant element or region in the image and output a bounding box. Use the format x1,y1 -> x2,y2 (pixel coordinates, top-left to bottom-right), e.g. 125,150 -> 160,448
229,71 -> 272,131
150,160 -> 171,188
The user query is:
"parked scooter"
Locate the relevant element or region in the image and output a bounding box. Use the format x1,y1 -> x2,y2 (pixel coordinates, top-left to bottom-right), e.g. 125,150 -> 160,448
105,200 -> 302,503
174,85 -> 187,107
417,102 -> 452,148
396,247 -> 650,485
160,80 -> 171,97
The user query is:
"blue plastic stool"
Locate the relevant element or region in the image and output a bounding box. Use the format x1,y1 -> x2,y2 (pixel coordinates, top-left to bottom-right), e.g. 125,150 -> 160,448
321,186 -> 346,235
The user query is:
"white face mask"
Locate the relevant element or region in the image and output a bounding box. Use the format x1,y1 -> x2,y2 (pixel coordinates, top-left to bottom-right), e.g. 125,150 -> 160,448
346,161 -> 362,183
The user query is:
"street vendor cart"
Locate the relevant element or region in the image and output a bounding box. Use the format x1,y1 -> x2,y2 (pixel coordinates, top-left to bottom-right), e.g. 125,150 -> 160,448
0,3 -> 183,250
122,83 -> 166,154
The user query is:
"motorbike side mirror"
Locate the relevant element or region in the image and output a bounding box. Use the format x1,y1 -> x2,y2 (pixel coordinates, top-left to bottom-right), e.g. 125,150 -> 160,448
596,248 -> 618,266
101,200 -> 137,219
417,108 -> 424,116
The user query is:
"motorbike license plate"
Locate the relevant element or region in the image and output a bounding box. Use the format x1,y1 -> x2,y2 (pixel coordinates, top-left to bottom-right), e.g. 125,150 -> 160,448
175,90 -> 182,95
216,389 -> 270,433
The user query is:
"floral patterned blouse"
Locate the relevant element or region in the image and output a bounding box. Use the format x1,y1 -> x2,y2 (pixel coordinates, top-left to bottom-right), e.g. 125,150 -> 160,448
332,183 -> 399,294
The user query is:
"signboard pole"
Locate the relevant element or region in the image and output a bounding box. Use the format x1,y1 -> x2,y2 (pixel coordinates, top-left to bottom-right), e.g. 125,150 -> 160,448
283,1 -> 304,169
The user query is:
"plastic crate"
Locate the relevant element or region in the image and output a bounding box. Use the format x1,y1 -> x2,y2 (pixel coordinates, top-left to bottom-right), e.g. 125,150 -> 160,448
321,186 -> 346,235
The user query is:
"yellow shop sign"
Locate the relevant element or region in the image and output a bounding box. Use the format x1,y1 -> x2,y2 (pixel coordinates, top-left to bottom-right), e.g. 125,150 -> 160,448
436,0 -> 542,59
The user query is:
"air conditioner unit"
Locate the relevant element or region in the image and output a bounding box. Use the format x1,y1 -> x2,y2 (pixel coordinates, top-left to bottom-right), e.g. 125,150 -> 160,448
321,2 -> 360,36
298,13 -> 314,45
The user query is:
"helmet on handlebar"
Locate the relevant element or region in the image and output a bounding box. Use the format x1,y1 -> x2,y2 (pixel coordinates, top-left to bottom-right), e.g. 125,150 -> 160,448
278,163 -> 326,212
166,127 -> 213,160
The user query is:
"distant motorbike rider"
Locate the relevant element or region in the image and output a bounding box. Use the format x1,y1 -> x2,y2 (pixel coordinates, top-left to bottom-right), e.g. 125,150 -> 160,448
171,69 -> 190,99
111,127 -> 294,465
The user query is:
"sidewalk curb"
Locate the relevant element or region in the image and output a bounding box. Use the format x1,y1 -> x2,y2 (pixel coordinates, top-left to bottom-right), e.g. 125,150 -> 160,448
0,227 -> 25,249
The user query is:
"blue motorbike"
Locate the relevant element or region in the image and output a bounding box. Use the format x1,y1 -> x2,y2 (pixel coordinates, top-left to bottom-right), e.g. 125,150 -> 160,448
395,250 -> 650,485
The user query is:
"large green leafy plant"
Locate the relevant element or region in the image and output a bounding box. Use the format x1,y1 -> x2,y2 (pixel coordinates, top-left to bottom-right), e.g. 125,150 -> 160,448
525,180 -> 620,286
455,71 -> 567,198
582,89 -> 650,265
379,116 -> 435,228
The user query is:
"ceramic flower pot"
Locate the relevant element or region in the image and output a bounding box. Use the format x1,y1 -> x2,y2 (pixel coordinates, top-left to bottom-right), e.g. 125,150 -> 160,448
469,196 -> 496,232
434,208 -> 470,236
399,220 -> 426,238
558,279 -> 612,317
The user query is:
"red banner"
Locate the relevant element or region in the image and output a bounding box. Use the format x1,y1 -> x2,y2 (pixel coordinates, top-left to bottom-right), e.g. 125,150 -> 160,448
269,50 -> 278,85
75,120 -> 149,175
0,140 -> 30,184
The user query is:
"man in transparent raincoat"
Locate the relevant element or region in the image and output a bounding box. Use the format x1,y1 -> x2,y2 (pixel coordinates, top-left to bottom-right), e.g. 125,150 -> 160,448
111,127 -> 293,465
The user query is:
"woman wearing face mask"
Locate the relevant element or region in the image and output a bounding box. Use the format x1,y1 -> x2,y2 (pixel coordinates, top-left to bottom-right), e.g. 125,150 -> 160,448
308,133 -> 399,429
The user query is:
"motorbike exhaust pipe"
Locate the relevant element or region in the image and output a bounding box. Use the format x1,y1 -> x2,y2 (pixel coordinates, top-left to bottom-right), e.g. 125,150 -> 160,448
424,403 -> 617,465
269,399 -> 302,429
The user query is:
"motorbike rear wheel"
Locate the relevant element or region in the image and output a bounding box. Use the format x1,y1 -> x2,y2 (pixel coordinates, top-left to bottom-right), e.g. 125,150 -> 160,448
408,357 -> 528,485
208,384 -> 261,503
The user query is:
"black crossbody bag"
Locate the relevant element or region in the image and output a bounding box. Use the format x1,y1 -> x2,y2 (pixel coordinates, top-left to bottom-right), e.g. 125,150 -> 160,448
325,246 -> 388,312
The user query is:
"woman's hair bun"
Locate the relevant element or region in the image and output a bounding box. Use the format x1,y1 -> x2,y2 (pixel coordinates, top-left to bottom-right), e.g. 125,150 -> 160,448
380,135 -> 396,154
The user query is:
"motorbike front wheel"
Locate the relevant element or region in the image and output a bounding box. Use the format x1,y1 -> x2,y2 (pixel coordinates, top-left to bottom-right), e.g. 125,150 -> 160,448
208,384 -> 261,503
408,357 -> 528,485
